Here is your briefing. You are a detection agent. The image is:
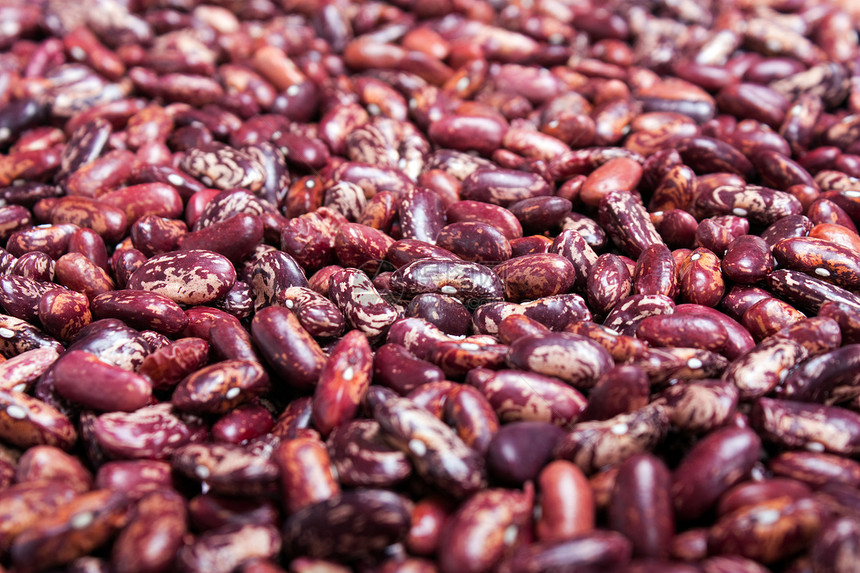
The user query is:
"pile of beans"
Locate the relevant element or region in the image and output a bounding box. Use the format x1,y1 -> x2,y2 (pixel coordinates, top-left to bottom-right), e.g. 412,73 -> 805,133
2,0 -> 860,571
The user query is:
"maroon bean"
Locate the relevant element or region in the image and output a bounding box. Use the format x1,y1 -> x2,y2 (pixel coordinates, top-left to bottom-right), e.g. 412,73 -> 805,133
460,168 -> 552,207
252,306 -> 325,392
213,403 -> 275,445
274,436 -> 340,514
428,114 -> 508,156
283,489 -> 411,560
707,495 -> 825,564
580,365 -> 650,422
553,404 -> 670,475
93,403 -> 207,460
498,531 -> 632,573
672,427 -> 762,522
586,254 -> 632,315
326,419 -> 411,488
10,489 -> 130,572
112,489 -> 187,573
768,269 -> 860,313
54,350 -> 151,412
603,293 -> 675,337
128,250 -> 236,306
633,244 -> 678,298
609,454 -> 674,559
598,191 -> 665,259
509,332 -> 612,389
485,422 -> 566,485
437,488 -> 532,573
678,248 -> 724,307
374,395 -> 486,497
435,221 -> 512,264
751,398 -> 860,455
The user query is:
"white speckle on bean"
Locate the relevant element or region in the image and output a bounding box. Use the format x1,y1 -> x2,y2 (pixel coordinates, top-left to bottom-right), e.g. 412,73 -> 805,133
408,439 -> 427,456
195,465 -> 211,479
732,208 -> 748,217
814,267 -> 831,277
5,405 -> 26,419
610,423 -> 628,435
70,512 -> 94,529
687,358 -> 703,369
225,387 -> 241,399
440,285 -> 457,294
756,508 -> 781,526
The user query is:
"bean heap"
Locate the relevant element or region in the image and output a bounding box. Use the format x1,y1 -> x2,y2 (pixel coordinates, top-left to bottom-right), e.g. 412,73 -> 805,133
0,0 -> 859,571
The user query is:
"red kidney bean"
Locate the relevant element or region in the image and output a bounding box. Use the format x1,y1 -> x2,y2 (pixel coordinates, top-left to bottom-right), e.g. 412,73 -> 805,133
678,248 -> 724,307
722,235 -> 774,284
661,379 -> 739,434
15,444 -> 91,492
177,524 -> 282,573
761,213 -> 814,247
741,297 -> 806,341
90,290 -> 188,336
404,293 -> 471,336
251,306 -> 325,392
509,332 -> 612,389
127,249 -> 236,305
637,314 -> 728,353
329,268 -> 399,339
580,365 -> 650,422
707,495 -> 826,564
766,315 -> 842,358
484,422 -> 566,485
274,436 -> 339,514
769,450 -> 860,489
173,360 -> 268,415
10,489 -> 130,572
554,404 -> 670,475
695,215 -> 749,256
435,221 -> 512,264
499,530 -> 633,573
671,427 -> 762,522
603,293 -> 675,337
768,268 -> 860,313
470,368 -> 586,427
53,350 -> 151,412
38,288 -> 91,342
172,441 -> 279,496
0,481 -> 78,553
751,398 -> 860,455
111,489 -> 187,573
374,395 -> 486,497
773,236 -> 860,289
93,403 -> 207,460
311,330 -> 372,435
0,347 -> 60,393
212,402 -> 274,445
446,199 -> 528,240
717,477 -> 812,518
580,157 -> 643,207
585,253 -> 631,315
809,517 -> 860,573
371,343 -> 444,395
405,496 -> 451,557
598,190 -> 665,259
609,453 -> 674,559
326,419 -> 411,488
283,489 -> 411,560
632,244 -> 678,298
